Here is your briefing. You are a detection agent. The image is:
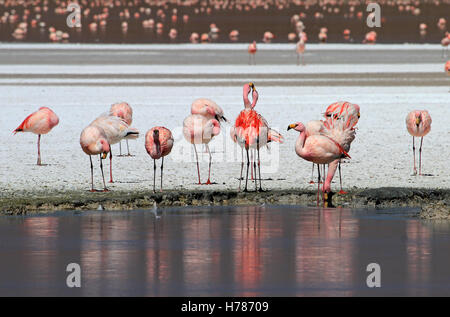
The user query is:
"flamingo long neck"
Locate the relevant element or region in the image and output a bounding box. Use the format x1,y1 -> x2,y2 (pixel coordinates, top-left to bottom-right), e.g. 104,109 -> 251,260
251,91 -> 258,109
243,86 -> 251,108
153,133 -> 161,156
296,130 -> 307,156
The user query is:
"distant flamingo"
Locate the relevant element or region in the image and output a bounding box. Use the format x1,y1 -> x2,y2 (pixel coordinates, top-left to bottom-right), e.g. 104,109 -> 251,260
234,83 -> 283,191
145,127 -> 174,192
248,41 -> 257,65
79,125 -> 110,192
296,31 -> 307,65
406,110 -> 432,176
13,107 -> 59,165
110,102 -> 134,156
288,117 -> 355,205
91,115 -> 139,183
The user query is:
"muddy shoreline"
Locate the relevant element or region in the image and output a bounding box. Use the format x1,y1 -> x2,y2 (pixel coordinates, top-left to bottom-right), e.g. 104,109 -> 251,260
1,187 -> 449,219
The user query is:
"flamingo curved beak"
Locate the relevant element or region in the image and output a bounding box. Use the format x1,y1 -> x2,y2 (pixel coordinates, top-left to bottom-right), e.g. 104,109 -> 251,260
287,123 -> 296,131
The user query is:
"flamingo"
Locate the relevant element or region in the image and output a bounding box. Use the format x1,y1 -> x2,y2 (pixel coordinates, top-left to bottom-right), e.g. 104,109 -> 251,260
13,107 -> 59,165
287,116 -> 355,205
248,41 -> 257,65
79,125 -> 110,192
91,114 -> 139,183
323,101 -> 360,193
110,102 -> 134,156
406,110 -> 432,176
190,98 -> 227,122
304,120 -> 325,184
145,127 -> 174,192
234,83 -> 283,191
296,31 -> 307,65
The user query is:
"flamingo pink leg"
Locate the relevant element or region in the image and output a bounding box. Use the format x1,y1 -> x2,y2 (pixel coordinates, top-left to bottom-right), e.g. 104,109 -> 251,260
37,134 -> 42,165
419,137 -> 423,176
193,144 -> 201,185
160,156 -> 164,192
239,148 -> 244,191
412,136 -> 417,175
89,155 -> 94,192
153,158 -> 156,192
204,144 -> 212,185
100,154 -> 108,191
109,148 -> 114,183
244,148 -> 250,192
338,160 -> 347,194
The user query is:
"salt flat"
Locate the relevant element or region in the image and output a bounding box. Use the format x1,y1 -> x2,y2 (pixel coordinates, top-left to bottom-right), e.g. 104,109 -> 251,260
0,44 -> 449,197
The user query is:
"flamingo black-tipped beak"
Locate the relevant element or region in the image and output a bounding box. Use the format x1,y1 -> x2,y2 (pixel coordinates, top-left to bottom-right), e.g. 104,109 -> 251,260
102,152 -> 108,159
287,123 -> 296,131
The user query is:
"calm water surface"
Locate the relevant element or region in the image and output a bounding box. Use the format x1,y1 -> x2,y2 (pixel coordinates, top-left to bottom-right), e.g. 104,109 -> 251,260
1,205 -> 450,296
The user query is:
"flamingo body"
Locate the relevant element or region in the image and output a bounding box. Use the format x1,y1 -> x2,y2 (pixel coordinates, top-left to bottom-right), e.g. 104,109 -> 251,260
406,110 -> 431,137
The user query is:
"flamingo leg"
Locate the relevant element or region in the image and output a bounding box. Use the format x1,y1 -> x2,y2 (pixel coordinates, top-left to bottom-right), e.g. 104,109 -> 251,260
412,136 -> 417,175
153,158 -> 156,193
338,160 -> 347,194
250,150 -> 254,181
37,134 -> 42,166
239,147 -> 244,191
109,148 -> 114,183
126,139 -> 131,156
316,164 -> 321,206
257,139 -> 263,192
193,144 -> 201,185
253,150 -> 257,191
297,54 -> 299,66
160,156 -> 164,192
119,141 -> 122,156
100,154 -> 108,191
244,148 -> 250,192
419,137 -> 423,176
309,163 -> 315,184
204,144 -> 212,185
89,155 -> 94,192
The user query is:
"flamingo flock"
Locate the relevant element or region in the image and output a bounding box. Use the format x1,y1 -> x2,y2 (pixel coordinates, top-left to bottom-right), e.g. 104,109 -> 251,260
13,81 -> 434,205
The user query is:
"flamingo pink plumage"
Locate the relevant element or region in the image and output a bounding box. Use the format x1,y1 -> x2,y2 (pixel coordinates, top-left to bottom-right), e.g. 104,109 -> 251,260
80,125 -> 110,192
183,99 -> 224,185
234,83 -> 283,191
13,106 -> 59,165
110,102 -> 134,156
91,114 -> 139,183
296,31 -> 307,65
145,127 -> 174,192
406,110 -> 432,176
248,41 -> 257,65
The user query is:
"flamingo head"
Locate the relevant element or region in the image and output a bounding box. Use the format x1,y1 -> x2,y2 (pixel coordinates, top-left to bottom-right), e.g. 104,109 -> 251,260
414,111 -> 422,126
99,139 -> 110,159
287,122 -> 305,132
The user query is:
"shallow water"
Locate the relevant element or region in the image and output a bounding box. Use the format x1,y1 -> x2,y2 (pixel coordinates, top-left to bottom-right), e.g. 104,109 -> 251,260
1,205 -> 450,296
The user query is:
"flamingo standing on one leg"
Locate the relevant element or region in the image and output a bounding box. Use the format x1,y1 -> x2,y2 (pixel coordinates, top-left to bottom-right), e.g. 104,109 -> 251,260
80,125 -> 110,192
233,83 -> 283,191
323,101 -> 360,194
406,110 -> 432,176
91,114 -> 139,183
13,107 -> 59,165
287,117 -> 355,205
248,41 -> 257,65
110,102 -> 134,156
145,127 -> 174,192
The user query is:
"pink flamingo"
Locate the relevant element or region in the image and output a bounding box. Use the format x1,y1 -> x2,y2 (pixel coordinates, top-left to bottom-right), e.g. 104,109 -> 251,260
234,83 -> 283,191
91,115 -> 139,183
446,60 -> 450,74
13,107 -> 59,165
296,31 -> 307,65
248,41 -> 257,65
305,120 -> 325,184
145,127 -> 174,192
323,101 -> 360,193
287,117 -> 355,205
406,110 -> 432,176
191,98 -> 227,122
110,102 -> 134,156
79,125 -> 110,192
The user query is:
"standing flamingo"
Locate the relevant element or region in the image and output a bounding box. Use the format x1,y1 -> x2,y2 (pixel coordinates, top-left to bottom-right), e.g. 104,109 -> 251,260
323,101 -> 360,193
296,31 -> 307,65
13,107 -> 59,165
305,120 -> 325,184
110,102 -> 134,156
183,98 -> 225,185
145,127 -> 174,192
248,41 -> 257,65
91,115 -> 139,183
406,110 -> 432,176
80,125 -> 110,192
234,83 -> 283,191
287,117 -> 355,205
